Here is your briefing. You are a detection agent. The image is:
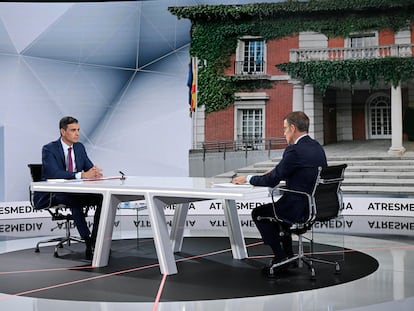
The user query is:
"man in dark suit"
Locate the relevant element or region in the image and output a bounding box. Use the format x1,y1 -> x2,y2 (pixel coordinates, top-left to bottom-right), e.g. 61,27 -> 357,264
232,111 -> 327,275
34,116 -> 103,260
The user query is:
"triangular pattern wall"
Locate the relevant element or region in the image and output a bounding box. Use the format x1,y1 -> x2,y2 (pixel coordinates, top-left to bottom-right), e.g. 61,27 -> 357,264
0,0 -> 275,201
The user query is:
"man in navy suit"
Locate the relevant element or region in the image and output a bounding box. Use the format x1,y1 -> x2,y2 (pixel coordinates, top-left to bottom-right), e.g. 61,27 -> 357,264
34,116 -> 103,260
232,111 -> 327,275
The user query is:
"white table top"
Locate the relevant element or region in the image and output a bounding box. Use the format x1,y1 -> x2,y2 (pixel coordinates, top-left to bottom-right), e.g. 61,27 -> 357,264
31,176 -> 268,201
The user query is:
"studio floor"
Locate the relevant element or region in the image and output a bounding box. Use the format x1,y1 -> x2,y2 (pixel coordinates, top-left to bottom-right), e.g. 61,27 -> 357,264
0,215 -> 413,311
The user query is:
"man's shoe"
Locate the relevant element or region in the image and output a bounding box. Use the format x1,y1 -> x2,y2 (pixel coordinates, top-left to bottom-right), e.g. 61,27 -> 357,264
84,237 -> 94,260
288,260 -> 299,269
287,255 -> 299,268
85,247 -> 93,260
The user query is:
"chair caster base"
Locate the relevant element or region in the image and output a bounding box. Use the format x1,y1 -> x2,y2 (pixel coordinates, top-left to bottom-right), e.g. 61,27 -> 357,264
335,263 -> 341,274
310,268 -> 316,280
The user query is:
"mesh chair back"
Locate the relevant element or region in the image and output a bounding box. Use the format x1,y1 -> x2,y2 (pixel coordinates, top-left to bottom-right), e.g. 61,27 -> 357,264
313,164 -> 347,222
28,164 -> 43,182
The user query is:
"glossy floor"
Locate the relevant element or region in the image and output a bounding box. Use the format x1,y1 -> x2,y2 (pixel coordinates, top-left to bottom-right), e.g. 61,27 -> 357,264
0,217 -> 413,311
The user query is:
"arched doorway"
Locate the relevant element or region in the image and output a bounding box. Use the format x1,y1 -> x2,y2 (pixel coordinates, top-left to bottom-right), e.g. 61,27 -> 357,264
366,93 -> 391,139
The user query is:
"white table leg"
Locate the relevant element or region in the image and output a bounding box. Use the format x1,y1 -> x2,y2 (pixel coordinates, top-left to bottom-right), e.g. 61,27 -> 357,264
93,191 -> 118,267
223,199 -> 248,259
146,194 -> 178,275
170,202 -> 189,252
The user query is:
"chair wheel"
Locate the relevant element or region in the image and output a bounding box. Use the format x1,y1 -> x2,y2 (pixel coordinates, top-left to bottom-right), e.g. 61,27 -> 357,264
54,252 -> 59,258
310,267 -> 316,280
34,248 -> 39,253
335,263 -> 341,274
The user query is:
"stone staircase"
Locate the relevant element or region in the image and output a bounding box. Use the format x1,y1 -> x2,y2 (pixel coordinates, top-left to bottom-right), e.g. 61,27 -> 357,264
215,156 -> 414,196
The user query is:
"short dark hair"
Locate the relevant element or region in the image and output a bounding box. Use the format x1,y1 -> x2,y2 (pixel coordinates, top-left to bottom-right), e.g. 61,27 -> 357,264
59,116 -> 78,131
284,111 -> 309,132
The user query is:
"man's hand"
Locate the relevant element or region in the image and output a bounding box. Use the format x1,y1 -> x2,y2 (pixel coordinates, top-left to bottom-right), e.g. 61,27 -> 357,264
81,166 -> 103,179
232,175 -> 247,184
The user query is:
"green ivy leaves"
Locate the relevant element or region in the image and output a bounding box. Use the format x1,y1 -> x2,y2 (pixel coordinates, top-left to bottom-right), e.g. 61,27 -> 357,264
198,67 -> 236,113
197,67 -> 272,113
169,1 -> 414,112
169,1 -> 414,22
277,57 -> 414,94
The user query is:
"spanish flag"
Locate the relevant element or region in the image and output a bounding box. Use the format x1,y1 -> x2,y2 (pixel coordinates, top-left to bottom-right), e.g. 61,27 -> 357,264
187,57 -> 197,114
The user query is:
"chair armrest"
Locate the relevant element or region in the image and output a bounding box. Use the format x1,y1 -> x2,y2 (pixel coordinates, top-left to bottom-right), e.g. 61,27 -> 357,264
270,187 -> 314,224
271,187 -> 310,199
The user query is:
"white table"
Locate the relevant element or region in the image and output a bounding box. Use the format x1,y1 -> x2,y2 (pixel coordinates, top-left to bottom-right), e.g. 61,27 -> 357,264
31,176 -> 268,275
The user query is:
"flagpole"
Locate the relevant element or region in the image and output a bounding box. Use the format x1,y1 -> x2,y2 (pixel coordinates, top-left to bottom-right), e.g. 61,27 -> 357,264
192,57 -> 198,149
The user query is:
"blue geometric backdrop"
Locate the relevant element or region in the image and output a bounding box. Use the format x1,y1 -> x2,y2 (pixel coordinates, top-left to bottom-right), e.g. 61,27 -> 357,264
0,0 -> 278,202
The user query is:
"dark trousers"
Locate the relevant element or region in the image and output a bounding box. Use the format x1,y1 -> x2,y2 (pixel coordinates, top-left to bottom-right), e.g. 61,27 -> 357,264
53,193 -> 102,241
251,203 -> 293,260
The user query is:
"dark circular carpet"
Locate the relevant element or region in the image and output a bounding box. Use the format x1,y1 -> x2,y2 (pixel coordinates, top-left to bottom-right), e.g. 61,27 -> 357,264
0,237 -> 378,302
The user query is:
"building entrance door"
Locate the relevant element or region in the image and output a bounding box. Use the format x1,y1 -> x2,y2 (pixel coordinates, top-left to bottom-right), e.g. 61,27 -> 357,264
367,93 -> 391,139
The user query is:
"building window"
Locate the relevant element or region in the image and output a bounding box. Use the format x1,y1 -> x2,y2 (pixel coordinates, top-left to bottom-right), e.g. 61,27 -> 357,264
346,33 -> 378,58
234,92 -> 268,150
350,34 -> 376,48
236,38 -> 266,75
241,108 -> 263,139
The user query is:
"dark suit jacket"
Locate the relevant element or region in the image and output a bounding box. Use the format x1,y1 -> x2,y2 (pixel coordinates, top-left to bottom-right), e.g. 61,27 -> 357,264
250,135 -> 327,222
33,138 -> 94,209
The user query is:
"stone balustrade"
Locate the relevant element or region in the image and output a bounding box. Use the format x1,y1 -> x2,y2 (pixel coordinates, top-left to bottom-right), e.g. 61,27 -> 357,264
289,44 -> 414,62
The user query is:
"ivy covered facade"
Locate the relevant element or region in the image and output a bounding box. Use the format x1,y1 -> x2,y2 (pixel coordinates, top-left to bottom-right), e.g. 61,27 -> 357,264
170,0 -> 414,155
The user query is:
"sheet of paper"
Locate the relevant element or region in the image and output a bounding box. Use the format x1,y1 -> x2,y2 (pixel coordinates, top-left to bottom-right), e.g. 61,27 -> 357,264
82,176 -> 123,182
211,182 -> 252,188
46,179 -> 66,183
46,176 -> 123,183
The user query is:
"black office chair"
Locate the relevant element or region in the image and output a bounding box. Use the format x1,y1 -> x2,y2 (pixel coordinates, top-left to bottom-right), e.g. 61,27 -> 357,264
265,164 -> 347,279
28,163 -> 87,257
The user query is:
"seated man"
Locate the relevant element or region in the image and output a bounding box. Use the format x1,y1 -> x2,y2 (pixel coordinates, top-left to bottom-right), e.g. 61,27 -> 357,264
34,116 -> 103,260
232,111 -> 327,276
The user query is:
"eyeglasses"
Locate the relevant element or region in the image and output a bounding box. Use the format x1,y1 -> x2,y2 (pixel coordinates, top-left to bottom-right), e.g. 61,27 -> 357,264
283,124 -> 295,133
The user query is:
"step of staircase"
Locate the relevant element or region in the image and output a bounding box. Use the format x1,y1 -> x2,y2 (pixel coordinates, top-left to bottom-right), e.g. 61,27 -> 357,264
214,156 -> 414,196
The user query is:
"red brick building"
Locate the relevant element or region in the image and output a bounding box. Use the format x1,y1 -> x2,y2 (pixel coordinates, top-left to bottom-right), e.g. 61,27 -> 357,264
177,3 -> 414,157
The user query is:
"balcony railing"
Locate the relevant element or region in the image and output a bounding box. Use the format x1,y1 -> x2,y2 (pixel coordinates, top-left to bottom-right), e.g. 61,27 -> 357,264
199,137 -> 286,153
289,44 -> 414,62
235,60 -> 266,75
